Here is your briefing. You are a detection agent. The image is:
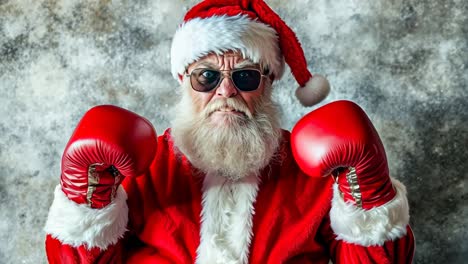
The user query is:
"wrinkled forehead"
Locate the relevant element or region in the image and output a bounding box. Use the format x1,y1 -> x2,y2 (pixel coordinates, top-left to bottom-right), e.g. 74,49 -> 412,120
187,51 -> 259,71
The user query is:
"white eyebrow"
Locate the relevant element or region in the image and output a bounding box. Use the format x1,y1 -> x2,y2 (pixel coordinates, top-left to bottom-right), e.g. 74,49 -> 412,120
191,59 -> 259,70
234,60 -> 258,69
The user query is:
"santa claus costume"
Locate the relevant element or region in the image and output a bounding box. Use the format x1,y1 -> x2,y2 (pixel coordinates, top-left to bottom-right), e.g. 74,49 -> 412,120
44,0 -> 415,263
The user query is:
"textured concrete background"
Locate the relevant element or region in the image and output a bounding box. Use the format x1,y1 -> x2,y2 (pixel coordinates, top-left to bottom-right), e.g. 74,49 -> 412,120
0,0 -> 466,263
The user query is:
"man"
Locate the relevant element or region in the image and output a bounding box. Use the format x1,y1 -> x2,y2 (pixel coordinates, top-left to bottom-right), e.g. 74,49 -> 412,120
44,0 -> 415,263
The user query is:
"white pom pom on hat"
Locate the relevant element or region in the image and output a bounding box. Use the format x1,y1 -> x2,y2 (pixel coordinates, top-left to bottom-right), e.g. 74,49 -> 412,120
171,0 -> 330,107
296,74 -> 330,107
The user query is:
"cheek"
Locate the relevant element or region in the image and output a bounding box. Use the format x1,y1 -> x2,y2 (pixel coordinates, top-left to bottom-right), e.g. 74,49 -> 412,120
244,83 -> 266,112
243,92 -> 263,112
190,91 -> 211,112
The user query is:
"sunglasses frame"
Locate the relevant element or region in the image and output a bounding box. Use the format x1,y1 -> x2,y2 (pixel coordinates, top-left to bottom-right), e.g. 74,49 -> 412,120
185,68 -> 267,93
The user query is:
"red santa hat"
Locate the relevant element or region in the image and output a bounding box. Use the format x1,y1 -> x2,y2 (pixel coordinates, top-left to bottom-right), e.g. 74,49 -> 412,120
170,0 -> 330,106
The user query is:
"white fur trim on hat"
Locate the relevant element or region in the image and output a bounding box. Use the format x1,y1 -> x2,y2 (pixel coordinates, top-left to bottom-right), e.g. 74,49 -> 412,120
44,185 -> 128,250
171,15 -> 285,81
329,177 -> 410,246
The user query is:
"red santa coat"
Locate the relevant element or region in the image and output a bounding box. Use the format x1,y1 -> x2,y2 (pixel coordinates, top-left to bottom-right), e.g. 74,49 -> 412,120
45,129 -> 415,263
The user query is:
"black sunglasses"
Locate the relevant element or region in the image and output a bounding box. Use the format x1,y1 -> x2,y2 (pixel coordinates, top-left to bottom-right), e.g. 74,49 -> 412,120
185,68 -> 266,92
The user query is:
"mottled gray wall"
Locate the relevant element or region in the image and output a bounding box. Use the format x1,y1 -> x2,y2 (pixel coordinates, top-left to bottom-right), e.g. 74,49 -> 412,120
0,0 -> 466,263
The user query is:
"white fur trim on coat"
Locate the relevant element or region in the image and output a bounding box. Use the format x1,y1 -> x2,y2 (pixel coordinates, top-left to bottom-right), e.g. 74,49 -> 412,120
196,173 -> 259,264
171,15 -> 285,81
44,185 -> 128,250
330,177 -> 410,246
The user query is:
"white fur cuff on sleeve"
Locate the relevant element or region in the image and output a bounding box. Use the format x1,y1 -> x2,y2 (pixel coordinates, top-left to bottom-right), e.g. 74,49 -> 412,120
44,185 -> 128,250
329,178 -> 410,246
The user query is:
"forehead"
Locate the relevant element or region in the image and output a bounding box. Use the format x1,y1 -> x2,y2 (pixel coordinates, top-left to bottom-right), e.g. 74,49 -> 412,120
189,51 -> 257,69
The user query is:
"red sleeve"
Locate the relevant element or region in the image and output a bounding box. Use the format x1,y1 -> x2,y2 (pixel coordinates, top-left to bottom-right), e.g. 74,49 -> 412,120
45,235 -> 125,264
320,216 -> 415,264
44,185 -> 129,263
319,178 -> 415,263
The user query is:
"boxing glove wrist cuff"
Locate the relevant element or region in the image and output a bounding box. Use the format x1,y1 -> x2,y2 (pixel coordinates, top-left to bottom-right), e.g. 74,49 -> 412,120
87,164 -> 123,208
337,167 -> 397,209
330,177 -> 410,246
344,167 -> 362,208
44,184 -> 128,250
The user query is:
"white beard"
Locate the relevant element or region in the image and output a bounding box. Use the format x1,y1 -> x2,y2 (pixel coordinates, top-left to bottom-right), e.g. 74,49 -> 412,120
171,83 -> 282,181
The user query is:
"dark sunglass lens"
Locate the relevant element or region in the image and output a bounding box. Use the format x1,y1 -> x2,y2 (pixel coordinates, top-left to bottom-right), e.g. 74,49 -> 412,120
232,70 -> 261,91
191,69 -> 220,92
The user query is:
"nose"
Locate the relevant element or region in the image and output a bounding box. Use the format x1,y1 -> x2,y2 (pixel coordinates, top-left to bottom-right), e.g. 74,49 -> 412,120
216,75 -> 238,98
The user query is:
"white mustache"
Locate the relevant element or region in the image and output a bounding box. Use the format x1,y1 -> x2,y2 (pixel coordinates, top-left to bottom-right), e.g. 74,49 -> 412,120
203,98 -> 253,118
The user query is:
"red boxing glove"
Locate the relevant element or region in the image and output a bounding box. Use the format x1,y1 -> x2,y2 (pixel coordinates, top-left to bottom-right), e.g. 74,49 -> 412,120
291,100 -> 396,209
60,105 -> 157,209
